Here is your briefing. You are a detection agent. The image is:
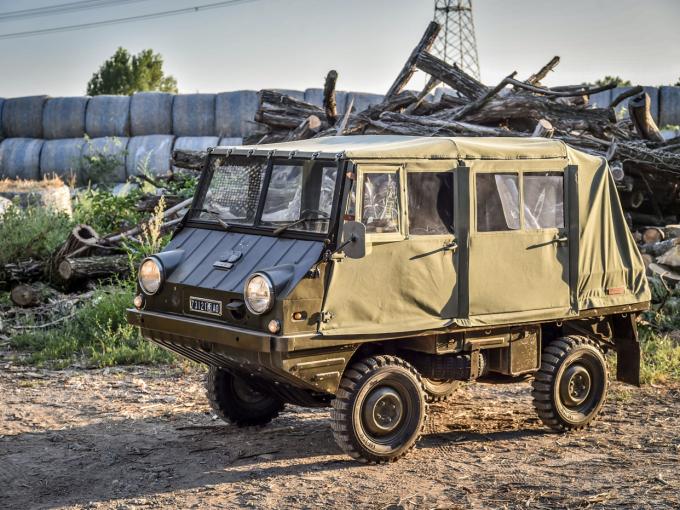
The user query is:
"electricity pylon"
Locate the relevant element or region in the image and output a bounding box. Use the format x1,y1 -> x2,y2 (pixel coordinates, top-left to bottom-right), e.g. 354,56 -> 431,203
432,0 -> 481,80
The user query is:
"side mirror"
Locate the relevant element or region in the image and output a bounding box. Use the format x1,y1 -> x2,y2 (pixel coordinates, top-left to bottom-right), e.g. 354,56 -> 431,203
341,221 -> 367,259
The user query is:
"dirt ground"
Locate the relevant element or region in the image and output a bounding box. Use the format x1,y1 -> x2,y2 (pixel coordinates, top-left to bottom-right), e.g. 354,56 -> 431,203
0,365 -> 678,510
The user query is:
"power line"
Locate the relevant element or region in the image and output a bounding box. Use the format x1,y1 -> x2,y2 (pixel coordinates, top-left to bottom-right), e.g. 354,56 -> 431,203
0,0 -> 263,39
0,0 -> 150,22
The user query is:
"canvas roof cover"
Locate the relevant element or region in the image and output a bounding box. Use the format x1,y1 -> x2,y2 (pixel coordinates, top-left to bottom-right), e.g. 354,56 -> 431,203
214,135 -> 650,333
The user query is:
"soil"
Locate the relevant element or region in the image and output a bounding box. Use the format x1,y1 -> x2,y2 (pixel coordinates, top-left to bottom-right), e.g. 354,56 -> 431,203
1,365 -> 678,510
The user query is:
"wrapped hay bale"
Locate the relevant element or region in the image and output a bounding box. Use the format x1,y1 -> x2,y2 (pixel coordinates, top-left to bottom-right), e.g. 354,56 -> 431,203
215,90 -> 259,138
346,92 -> 384,114
218,137 -> 243,147
81,137 -> 129,183
0,98 -> 4,138
0,138 -> 44,180
85,95 -> 130,137
172,93 -> 215,136
0,176 -> 72,216
130,92 -> 174,136
39,138 -> 86,184
42,97 -> 89,139
172,136 -> 218,171
126,135 -> 174,177
1,95 -> 48,138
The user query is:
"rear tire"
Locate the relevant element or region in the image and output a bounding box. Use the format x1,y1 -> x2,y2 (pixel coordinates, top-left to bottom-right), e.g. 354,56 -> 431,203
422,378 -> 459,403
331,355 -> 427,463
206,367 -> 285,427
532,336 -> 608,431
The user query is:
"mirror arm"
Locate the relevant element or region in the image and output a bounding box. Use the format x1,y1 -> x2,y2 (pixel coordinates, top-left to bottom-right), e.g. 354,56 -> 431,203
324,234 -> 357,262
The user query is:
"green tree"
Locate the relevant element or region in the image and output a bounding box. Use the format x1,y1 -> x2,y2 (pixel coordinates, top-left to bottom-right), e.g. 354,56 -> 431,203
87,47 -> 178,96
594,75 -> 632,88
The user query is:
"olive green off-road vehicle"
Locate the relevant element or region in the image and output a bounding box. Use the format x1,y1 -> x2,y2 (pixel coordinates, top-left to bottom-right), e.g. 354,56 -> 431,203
128,135 -> 650,463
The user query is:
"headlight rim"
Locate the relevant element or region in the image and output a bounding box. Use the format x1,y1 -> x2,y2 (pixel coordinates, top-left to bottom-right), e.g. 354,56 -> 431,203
138,256 -> 164,295
243,272 -> 275,315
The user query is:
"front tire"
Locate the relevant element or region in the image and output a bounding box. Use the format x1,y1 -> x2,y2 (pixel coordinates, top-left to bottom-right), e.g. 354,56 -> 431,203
422,378 -> 459,403
206,367 -> 285,427
331,355 -> 427,463
532,336 -> 608,431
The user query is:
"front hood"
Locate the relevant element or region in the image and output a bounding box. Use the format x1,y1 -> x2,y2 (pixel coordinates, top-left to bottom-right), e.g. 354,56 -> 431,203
163,227 -> 324,296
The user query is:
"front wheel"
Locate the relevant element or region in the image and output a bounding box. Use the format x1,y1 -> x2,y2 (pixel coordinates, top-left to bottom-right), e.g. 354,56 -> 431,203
532,336 -> 608,431
206,367 -> 285,427
331,355 -> 427,463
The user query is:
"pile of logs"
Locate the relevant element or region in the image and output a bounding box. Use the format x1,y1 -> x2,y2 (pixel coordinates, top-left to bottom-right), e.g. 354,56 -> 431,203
242,21 -> 680,226
636,225 -> 680,284
1,197 -> 192,308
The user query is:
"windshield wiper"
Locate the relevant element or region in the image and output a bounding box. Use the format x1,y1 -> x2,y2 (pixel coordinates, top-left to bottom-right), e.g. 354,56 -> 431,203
191,208 -> 231,231
272,211 -> 328,235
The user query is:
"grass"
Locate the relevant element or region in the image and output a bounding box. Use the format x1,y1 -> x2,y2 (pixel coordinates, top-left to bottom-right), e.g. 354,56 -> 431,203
639,327 -> 680,385
9,280 -> 175,368
0,176 -> 66,192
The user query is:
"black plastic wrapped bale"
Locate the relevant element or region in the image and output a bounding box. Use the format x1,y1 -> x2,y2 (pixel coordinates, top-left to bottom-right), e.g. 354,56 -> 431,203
0,98 -> 4,138
215,90 -> 259,138
81,137 -> 129,183
39,138 -> 86,184
172,93 -> 216,137
0,138 -> 44,179
1,96 -> 48,138
126,135 -> 174,177
130,92 -> 174,136
42,97 -> 89,139
171,136 -> 218,171
85,95 -> 130,138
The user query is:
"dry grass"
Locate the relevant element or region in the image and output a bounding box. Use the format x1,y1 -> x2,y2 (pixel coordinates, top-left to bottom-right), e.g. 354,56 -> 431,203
0,176 -> 66,192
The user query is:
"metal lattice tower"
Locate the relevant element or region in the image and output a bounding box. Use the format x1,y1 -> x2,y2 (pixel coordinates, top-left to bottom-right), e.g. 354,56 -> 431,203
433,0 -> 481,80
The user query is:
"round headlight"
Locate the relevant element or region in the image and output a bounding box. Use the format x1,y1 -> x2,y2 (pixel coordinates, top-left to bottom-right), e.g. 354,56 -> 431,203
244,273 -> 274,315
139,257 -> 163,295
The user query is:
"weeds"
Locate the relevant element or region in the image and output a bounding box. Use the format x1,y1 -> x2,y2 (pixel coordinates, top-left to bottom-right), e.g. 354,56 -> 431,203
10,280 -> 174,368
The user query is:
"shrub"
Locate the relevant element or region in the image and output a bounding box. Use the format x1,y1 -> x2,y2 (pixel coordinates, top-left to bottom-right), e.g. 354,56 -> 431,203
0,204 -> 73,267
73,187 -> 145,235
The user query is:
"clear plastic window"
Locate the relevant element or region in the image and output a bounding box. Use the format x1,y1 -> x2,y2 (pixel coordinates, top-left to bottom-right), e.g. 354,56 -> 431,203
407,172 -> 454,235
262,164 -> 302,222
362,172 -> 400,234
476,173 -> 520,232
523,172 -> 564,229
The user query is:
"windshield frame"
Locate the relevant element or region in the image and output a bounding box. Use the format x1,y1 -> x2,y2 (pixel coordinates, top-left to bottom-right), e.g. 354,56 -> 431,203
186,154 -> 346,242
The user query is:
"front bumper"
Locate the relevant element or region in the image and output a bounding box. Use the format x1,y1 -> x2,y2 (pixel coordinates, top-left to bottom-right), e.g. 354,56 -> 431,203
126,308 -> 355,394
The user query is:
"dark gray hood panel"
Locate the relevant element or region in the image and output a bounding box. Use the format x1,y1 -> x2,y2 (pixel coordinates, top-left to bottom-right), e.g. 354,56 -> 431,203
165,228 -> 324,296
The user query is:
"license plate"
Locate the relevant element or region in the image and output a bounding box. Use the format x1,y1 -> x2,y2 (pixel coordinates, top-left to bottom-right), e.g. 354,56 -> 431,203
189,296 -> 222,316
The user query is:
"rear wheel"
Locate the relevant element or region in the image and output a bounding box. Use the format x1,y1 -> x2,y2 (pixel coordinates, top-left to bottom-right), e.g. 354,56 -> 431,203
206,367 -> 285,427
331,355 -> 427,463
532,336 -> 608,431
422,378 -> 459,403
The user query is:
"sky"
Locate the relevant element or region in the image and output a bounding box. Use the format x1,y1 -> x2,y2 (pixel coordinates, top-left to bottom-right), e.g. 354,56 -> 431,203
0,0 -> 679,98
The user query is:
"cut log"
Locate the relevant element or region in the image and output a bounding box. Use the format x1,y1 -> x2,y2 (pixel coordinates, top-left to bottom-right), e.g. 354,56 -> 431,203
657,246 -> 680,268
172,149 -> 208,171
384,21 -> 440,100
642,227 -> 665,244
629,92 -> 664,142
53,224 -> 102,262
415,51 -> 487,100
287,115 -> 322,141
323,70 -> 339,124
403,76 -> 440,115
523,56 -> 560,86
1,259 -> 46,287
648,262 -> 680,283
57,255 -> 129,282
639,237 -> 678,256
10,282 -> 59,307
532,119 -> 555,138
452,72 -> 517,120
610,85 -> 643,109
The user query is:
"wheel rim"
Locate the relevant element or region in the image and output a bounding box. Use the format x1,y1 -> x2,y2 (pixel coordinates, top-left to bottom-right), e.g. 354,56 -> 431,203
362,386 -> 404,436
232,377 -> 266,404
555,351 -> 605,423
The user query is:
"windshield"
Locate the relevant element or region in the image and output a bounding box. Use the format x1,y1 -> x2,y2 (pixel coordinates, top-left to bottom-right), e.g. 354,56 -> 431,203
194,156 -> 339,234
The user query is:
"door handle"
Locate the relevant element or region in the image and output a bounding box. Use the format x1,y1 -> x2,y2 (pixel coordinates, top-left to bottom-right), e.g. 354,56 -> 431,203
444,241 -> 458,252
553,234 -> 568,245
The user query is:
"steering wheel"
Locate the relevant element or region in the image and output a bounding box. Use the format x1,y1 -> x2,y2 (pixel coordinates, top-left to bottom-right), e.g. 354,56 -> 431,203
300,208 -> 330,219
